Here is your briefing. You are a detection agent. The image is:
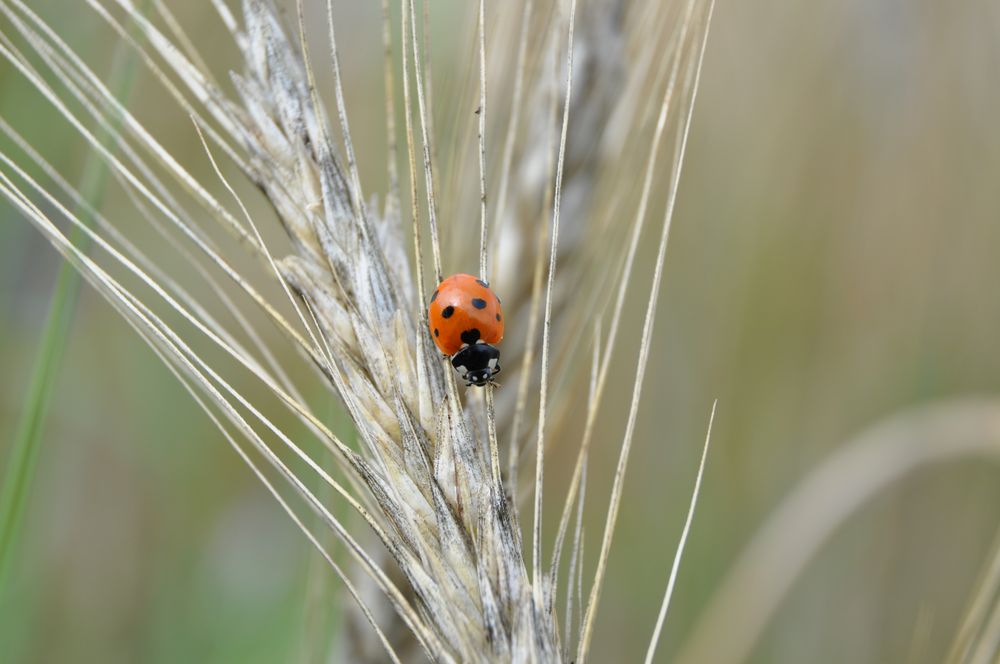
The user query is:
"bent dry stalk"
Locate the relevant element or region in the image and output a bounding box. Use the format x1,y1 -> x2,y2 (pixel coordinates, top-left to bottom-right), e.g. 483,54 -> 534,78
0,0 -> 715,661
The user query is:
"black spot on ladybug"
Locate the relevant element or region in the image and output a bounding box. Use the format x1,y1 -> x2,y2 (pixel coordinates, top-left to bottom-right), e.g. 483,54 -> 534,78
476,279 -> 489,288
434,328 -> 439,337
461,328 -> 481,345
441,305 -> 455,318
430,289 -> 438,302
472,298 -> 487,309
496,313 -> 501,321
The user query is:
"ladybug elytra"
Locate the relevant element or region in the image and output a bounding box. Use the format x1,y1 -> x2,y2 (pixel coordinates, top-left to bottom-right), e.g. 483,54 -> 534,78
428,273 -> 504,387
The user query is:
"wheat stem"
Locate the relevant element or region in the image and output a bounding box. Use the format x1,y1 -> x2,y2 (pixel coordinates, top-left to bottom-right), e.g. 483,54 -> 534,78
192,119 -> 336,381
644,400 -> 716,664
0,31 -> 327,375
490,0 -> 533,282
548,0 -> 698,583
78,0 -> 256,220
0,17 -> 145,600
400,0 -> 446,430
577,2 -> 714,655
562,325 -> 598,657
533,0 -> 578,593
405,0 -> 443,282
477,0 -> 489,280
946,529 -> 1000,663
381,0 -> 400,207
0,139 -> 377,517
325,0 -> 369,230
207,0 -> 237,36
157,353 -> 403,664
151,0 -> 218,88
1,176 -> 454,660
678,400 -> 1000,664
507,55 -> 560,509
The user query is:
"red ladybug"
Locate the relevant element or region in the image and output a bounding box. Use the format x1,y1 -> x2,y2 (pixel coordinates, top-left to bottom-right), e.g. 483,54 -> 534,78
428,273 -> 504,386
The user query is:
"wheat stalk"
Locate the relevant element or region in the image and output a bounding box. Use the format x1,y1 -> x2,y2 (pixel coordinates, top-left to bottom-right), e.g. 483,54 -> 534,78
0,0 -> 715,660
676,399 -> 1000,664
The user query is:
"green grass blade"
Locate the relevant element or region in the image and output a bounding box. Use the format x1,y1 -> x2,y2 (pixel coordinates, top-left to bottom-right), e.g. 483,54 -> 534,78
0,4 -> 149,600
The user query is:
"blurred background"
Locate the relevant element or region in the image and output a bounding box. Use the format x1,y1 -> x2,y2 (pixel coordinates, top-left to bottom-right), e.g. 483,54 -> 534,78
2,1 -> 1000,663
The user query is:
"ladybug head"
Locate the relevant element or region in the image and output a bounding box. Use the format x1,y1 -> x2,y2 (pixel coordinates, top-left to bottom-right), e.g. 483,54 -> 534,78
451,342 -> 501,387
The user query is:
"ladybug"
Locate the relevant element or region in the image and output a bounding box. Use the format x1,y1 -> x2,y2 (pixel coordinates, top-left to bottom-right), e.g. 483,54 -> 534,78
428,273 -> 504,386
